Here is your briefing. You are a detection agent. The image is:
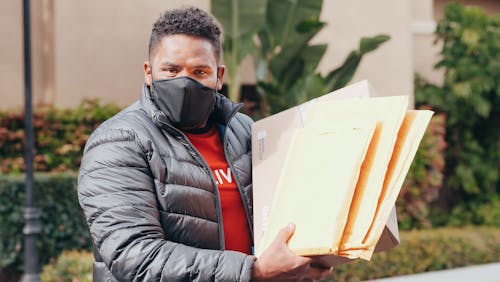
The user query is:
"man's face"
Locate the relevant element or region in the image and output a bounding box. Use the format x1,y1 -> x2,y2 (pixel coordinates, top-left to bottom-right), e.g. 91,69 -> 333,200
144,34 -> 224,90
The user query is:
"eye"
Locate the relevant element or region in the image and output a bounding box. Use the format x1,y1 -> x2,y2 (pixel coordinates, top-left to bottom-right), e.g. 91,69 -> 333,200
165,67 -> 179,74
193,69 -> 208,76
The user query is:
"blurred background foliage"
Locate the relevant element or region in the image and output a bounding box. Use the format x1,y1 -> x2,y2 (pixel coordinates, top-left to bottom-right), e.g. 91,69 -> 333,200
40,250 -> 92,282
0,100 -> 120,174
212,0 -> 390,116
0,1 -> 498,281
415,2 -> 500,227
0,174 -> 90,282
37,227 -> 499,282
331,226 -> 500,281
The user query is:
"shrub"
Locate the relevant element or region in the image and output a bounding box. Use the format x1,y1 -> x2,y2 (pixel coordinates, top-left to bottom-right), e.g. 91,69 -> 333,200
330,227 -> 500,281
38,227 -> 500,281
0,173 -> 91,277
41,250 -> 93,282
415,3 -> 500,221
443,199 -> 500,227
0,99 -> 120,174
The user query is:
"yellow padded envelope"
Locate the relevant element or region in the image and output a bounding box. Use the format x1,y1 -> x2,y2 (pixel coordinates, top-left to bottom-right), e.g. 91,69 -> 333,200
305,96 -> 408,258
256,125 -> 375,257
360,110 -> 434,259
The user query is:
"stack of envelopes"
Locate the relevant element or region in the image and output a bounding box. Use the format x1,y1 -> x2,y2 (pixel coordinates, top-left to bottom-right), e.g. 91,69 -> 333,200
252,81 -> 433,265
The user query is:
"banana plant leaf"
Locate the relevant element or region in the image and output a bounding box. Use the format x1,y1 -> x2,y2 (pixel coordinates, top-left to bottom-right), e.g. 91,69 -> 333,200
265,0 -> 323,50
212,0 -> 267,101
323,34 -> 390,92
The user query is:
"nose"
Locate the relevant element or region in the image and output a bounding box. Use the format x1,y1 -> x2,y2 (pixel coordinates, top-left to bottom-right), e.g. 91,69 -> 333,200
178,70 -> 190,78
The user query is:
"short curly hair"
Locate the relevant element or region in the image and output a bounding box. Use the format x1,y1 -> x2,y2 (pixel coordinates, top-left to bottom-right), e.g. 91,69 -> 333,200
148,6 -> 222,61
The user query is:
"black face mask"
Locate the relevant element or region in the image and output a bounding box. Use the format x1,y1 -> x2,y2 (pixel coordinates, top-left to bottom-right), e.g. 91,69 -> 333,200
151,76 -> 217,130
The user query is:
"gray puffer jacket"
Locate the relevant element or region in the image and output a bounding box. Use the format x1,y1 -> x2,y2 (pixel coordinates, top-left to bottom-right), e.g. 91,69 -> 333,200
78,84 -> 255,282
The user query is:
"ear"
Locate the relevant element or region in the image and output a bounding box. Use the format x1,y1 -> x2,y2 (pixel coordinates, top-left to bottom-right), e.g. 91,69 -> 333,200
144,61 -> 152,86
216,65 -> 226,91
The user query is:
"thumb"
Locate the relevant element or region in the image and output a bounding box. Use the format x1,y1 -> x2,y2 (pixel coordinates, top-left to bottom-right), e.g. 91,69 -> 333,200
276,223 -> 295,244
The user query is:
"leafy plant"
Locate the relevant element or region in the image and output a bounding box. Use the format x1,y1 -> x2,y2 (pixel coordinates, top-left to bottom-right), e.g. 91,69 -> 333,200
415,3 -> 499,215
258,36 -> 391,114
0,173 -> 91,272
212,0 -> 267,102
255,0 -> 390,114
41,250 -> 93,282
331,226 -> 500,281
434,198 -> 500,227
0,173 -> 91,277
37,227 -> 500,282
212,0 -> 390,114
0,99 -> 120,174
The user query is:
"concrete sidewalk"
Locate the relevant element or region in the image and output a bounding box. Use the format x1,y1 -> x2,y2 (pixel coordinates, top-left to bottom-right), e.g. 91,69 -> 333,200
365,262 -> 500,282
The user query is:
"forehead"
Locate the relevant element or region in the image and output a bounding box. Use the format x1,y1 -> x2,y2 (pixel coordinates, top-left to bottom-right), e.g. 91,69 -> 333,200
152,34 -> 218,66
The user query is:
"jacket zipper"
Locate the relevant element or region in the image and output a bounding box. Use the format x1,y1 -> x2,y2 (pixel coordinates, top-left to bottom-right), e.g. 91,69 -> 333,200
157,103 -> 253,251
159,122 -> 226,250
223,105 -> 255,242
179,133 -> 226,250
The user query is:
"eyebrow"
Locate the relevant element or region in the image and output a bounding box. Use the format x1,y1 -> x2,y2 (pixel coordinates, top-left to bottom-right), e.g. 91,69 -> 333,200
191,64 -> 211,69
157,61 -> 212,70
158,61 -> 180,68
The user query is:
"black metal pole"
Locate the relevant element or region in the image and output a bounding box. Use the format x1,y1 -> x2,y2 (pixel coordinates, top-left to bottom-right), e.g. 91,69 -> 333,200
22,0 -> 41,281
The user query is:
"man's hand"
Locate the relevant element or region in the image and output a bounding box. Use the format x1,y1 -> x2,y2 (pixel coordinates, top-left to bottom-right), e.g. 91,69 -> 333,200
252,223 -> 333,282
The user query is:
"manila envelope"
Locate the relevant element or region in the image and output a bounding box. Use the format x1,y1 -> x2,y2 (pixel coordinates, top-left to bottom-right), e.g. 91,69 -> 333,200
252,80 -> 400,266
305,96 -> 408,259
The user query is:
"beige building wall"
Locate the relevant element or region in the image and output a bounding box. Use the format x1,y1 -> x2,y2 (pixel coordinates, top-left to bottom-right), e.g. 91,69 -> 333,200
0,0 -> 210,110
54,0 -> 209,108
0,0 -> 24,110
411,0 -> 444,85
314,0 -> 414,101
0,0 -> 59,109
0,0 -> 497,110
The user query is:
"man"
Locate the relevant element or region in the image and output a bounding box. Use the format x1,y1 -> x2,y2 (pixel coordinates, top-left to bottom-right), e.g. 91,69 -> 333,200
78,6 -> 331,281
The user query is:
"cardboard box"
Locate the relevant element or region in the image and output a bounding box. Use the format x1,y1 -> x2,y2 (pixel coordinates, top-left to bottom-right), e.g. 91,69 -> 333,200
251,80 -> 401,266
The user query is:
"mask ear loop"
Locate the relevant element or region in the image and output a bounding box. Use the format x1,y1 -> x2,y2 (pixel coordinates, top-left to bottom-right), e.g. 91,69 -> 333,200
148,63 -> 158,102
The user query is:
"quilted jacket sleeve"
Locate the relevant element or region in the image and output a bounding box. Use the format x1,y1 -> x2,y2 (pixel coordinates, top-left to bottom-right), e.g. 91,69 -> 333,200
77,126 -> 254,282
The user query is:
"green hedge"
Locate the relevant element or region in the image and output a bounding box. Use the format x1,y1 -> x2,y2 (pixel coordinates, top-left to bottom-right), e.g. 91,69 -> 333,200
41,250 -> 93,282
331,227 -> 500,281
429,197 -> 500,229
40,227 -> 500,281
0,173 -> 91,278
1,99 -> 447,230
4,174 -> 498,280
0,100 -> 119,174
415,3 -> 500,223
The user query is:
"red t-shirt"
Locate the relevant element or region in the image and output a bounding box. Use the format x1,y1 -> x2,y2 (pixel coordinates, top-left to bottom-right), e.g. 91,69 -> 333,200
184,125 -> 252,254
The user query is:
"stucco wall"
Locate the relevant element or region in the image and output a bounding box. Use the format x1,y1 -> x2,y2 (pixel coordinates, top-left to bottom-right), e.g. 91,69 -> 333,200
53,0 -> 210,108
0,0 -> 24,110
0,0 -> 497,110
315,0 -> 414,101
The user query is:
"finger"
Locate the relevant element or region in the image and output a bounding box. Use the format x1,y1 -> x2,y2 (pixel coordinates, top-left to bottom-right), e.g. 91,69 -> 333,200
295,255 -> 314,267
276,223 -> 295,244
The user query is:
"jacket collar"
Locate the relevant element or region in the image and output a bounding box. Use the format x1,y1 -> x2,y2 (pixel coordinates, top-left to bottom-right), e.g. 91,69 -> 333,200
139,83 -> 243,129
